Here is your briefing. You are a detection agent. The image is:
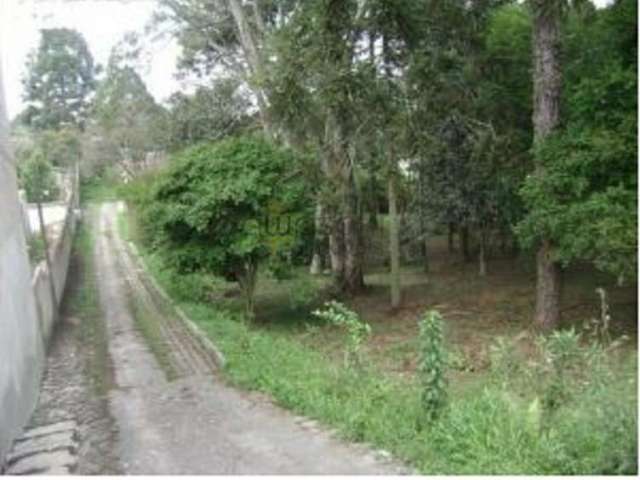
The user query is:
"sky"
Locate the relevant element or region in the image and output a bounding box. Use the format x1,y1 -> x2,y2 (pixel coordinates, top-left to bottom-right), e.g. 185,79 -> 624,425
0,0 -> 615,120
0,0 -> 181,119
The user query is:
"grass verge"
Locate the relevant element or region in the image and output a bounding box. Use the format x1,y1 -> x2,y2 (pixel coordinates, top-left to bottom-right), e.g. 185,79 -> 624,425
116,168 -> 636,475
116,207 -> 178,380
81,169 -> 122,204
127,221 -> 637,474
126,291 -> 178,381
61,207 -> 113,395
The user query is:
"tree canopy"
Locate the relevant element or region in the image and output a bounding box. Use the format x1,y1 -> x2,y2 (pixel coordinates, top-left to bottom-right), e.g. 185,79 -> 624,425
141,136 -> 309,318
22,28 -> 96,130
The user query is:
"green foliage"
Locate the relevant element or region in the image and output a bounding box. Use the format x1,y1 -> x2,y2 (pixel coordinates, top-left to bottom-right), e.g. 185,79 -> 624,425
288,275 -> 321,310
18,150 -> 60,202
421,374 -> 637,474
80,168 -> 122,203
72,214 -> 117,394
409,1 -> 531,245
535,329 -> 585,411
22,28 -> 96,130
122,0 -> 639,473
165,80 -> 252,150
38,128 -> 82,167
418,310 -> 448,424
517,126 -> 637,281
12,127 -> 81,176
534,326 -> 624,415
154,0 -> 243,78
517,0 -> 637,282
313,301 -> 371,369
91,47 -> 167,171
137,231 -> 637,474
26,235 -> 46,265
134,136 -> 309,318
489,335 -> 522,387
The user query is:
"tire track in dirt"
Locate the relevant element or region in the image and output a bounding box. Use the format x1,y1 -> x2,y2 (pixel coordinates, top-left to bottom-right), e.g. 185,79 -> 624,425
96,201 -> 408,474
112,223 -> 217,377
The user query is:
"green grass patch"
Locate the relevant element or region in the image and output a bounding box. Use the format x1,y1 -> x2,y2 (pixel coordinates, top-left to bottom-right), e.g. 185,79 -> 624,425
118,170 -> 637,476
125,291 -> 178,381
80,169 -> 122,203
62,208 -> 114,395
116,206 -> 178,380
116,207 -> 130,241
130,225 -> 637,474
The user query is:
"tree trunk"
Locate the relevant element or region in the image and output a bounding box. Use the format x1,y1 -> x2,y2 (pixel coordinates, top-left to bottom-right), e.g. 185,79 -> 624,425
322,0 -> 364,295
500,228 -> 508,255
343,172 -> 364,294
329,215 -> 345,285
310,201 -> 325,275
535,239 -> 561,330
448,222 -> 456,254
368,172 -> 378,229
226,0 -> 273,137
309,251 -> 323,276
532,0 -> 562,329
237,261 -> 258,321
461,225 -> 471,263
479,228 -> 487,277
388,174 -> 401,308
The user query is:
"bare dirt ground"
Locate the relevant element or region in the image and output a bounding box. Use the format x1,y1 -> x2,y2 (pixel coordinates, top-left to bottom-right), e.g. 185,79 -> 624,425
94,201 -> 405,474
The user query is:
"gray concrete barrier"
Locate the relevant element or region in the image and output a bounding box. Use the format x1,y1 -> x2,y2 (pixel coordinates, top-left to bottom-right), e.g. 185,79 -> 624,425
0,57 -> 79,464
0,61 -> 43,467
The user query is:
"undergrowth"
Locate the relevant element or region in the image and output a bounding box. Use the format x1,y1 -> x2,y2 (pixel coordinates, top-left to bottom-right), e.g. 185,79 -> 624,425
122,195 -> 637,475
134,244 -> 637,475
80,169 -> 122,203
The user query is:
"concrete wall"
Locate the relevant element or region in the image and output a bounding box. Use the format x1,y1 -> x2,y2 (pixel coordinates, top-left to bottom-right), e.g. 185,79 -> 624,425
31,170 -> 78,341
0,60 -> 44,466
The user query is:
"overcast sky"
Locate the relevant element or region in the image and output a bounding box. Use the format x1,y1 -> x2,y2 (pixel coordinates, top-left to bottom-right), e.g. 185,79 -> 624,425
0,0 -> 615,120
1,0 -> 181,119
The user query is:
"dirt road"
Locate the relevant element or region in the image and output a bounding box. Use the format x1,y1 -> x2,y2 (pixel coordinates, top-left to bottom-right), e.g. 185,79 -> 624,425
94,202 -> 405,474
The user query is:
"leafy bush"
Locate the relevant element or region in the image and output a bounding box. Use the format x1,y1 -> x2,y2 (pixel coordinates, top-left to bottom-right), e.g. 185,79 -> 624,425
418,310 -> 448,424
38,128 -> 81,167
288,275 -> 321,310
18,149 -> 60,202
313,301 -> 371,369
80,166 -> 123,203
517,63 -> 637,283
130,136 -> 311,319
422,372 -> 637,474
118,169 -> 159,241
489,335 -> 522,387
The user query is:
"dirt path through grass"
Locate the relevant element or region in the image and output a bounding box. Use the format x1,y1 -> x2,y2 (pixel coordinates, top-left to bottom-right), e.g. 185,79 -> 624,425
95,201 -> 404,474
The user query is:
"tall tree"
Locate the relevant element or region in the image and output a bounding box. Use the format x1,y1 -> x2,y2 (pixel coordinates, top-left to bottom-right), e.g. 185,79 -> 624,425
91,47 -> 166,177
518,0 -> 637,289
165,79 -> 252,150
155,0 -> 300,139
267,0 -> 367,294
225,0 -> 273,136
22,28 -> 96,130
408,0 -> 515,274
530,0 -> 563,330
357,0 -> 429,306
